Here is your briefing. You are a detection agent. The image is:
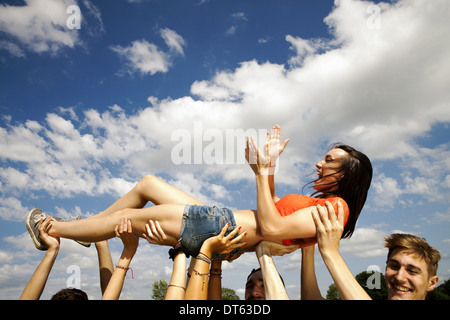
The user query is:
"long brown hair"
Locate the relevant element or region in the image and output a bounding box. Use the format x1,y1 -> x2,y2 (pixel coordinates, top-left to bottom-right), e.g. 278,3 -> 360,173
308,143 -> 373,238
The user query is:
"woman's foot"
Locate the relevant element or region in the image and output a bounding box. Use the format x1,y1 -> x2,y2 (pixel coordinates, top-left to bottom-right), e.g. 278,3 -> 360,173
26,209 -> 91,250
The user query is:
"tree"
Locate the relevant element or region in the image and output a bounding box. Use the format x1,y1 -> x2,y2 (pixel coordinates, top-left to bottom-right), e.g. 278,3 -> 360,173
326,283 -> 340,300
427,278 -> 450,300
152,279 -> 168,300
151,279 -> 240,300
326,270 -> 388,300
355,271 -> 388,300
221,288 -> 240,300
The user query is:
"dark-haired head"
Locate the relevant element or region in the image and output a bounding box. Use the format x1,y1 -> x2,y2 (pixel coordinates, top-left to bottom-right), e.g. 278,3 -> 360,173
51,288 -> 88,300
308,143 -> 372,238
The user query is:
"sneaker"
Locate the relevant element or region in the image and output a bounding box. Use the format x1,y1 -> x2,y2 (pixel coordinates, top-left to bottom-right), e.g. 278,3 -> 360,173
26,208 -> 47,251
26,209 -> 91,250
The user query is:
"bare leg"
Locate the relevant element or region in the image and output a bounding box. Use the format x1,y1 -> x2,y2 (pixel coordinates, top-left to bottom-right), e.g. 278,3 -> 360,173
48,204 -> 185,246
96,175 -> 203,217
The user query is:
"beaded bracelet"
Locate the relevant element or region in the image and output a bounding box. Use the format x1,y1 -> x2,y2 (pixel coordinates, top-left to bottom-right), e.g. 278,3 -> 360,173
210,266 -> 222,278
193,268 -> 209,289
116,265 -> 134,279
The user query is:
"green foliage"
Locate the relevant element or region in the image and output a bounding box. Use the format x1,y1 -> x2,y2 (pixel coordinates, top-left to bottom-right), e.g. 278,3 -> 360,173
326,283 -> 340,300
427,278 -> 450,300
326,270 -> 388,300
221,287 -> 240,300
355,271 -> 388,300
151,279 -> 168,300
151,279 -> 240,300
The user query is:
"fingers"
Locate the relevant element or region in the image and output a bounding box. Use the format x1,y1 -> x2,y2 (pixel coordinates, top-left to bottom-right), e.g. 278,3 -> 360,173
143,219 -> 167,244
217,222 -> 230,239
229,230 -> 247,247
325,201 -> 337,225
246,137 -> 256,164
313,202 -> 344,234
114,224 -> 119,238
311,206 -> 325,233
280,138 -> 290,152
216,223 -> 247,248
153,220 -> 167,240
271,124 -> 280,142
115,218 -> 133,238
224,225 -> 247,248
337,200 -> 345,225
38,217 -> 52,232
249,137 -> 259,159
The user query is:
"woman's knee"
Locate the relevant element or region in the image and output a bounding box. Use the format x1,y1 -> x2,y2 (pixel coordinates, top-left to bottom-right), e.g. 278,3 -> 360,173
136,174 -> 160,193
141,174 -> 159,185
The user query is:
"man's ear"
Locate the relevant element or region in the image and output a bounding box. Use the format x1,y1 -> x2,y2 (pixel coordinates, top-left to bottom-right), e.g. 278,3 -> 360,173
427,275 -> 439,292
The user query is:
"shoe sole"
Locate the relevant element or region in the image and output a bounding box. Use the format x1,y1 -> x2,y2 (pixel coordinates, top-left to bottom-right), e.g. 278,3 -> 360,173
26,208 -> 47,251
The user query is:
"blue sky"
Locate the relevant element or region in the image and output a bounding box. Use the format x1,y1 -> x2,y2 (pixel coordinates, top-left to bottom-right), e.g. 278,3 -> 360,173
0,0 -> 449,300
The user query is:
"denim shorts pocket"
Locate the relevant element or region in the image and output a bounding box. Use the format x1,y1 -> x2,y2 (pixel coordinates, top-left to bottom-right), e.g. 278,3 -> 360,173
187,232 -> 217,256
179,205 -> 237,257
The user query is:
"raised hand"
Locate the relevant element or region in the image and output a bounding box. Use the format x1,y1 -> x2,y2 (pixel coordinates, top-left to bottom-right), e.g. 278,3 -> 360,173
246,124 -> 289,175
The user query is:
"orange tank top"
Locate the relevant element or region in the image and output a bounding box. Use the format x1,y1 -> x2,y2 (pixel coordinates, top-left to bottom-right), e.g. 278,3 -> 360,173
275,194 -> 349,247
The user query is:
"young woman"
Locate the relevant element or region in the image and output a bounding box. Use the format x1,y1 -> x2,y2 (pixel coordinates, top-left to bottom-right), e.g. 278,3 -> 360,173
26,125 -> 372,260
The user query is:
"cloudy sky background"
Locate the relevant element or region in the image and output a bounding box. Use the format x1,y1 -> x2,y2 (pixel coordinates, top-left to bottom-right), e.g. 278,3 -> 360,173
0,0 -> 449,299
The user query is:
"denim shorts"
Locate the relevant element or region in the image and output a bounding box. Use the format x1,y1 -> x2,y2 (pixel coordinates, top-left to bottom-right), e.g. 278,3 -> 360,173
179,205 -> 241,260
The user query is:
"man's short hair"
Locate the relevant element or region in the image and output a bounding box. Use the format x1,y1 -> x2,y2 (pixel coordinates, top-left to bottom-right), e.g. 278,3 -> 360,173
384,233 -> 440,277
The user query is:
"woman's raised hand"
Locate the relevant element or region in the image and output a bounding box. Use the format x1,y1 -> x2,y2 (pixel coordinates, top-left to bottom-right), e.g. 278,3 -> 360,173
246,124 -> 289,175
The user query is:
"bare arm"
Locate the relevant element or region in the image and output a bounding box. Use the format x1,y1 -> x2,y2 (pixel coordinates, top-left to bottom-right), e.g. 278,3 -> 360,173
185,224 -> 247,300
255,241 -> 292,300
268,174 -> 280,204
95,240 -> 114,294
20,217 -> 60,300
165,251 -> 187,300
208,260 -> 223,300
249,125 -> 288,203
254,172 -> 317,241
300,245 -> 325,300
313,202 -> 371,300
247,126 -> 315,241
102,219 -> 138,300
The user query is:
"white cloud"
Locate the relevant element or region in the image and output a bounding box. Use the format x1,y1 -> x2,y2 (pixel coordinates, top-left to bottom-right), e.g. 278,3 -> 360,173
81,0 -> 104,36
0,0 -> 449,219
0,0 -> 81,55
0,197 -> 30,222
0,0 -> 105,56
160,28 -> 186,55
340,227 -> 388,258
111,28 -> 186,76
231,12 -> 247,21
225,26 -> 237,37
372,174 -> 403,209
0,0 -> 448,300
225,12 -> 247,37
0,40 -> 26,58
111,39 -> 171,76
286,35 -> 332,66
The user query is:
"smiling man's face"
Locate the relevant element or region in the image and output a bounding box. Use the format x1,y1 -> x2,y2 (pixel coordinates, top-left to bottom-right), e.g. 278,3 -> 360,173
385,248 -> 439,300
